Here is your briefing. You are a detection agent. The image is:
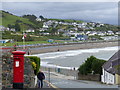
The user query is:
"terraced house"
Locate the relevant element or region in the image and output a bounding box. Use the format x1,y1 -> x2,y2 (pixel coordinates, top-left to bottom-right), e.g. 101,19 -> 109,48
101,50 -> 120,85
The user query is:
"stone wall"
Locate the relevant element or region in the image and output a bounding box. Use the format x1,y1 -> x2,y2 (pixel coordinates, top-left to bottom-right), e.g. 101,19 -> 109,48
2,52 -> 35,88
78,73 -> 100,81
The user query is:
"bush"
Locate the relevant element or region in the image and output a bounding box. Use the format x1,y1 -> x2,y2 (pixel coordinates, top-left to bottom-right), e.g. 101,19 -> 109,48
92,59 -> 106,74
78,63 -> 88,75
78,56 -> 106,75
26,56 -> 40,75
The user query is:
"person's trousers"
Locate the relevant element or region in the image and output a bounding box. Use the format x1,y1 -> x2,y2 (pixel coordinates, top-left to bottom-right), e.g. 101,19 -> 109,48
38,79 -> 43,88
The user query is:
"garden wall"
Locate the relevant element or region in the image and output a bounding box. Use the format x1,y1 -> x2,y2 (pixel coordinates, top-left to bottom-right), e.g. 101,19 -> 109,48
78,73 -> 100,81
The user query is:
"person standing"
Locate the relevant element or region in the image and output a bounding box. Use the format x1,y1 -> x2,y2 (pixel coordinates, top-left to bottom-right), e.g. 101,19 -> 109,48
37,70 -> 45,88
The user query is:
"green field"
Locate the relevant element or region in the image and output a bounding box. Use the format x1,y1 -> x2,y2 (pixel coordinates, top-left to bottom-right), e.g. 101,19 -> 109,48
2,40 -> 66,46
0,10 -> 37,30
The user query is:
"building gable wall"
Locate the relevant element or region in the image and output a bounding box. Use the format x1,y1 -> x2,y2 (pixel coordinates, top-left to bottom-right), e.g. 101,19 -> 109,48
101,68 -> 115,84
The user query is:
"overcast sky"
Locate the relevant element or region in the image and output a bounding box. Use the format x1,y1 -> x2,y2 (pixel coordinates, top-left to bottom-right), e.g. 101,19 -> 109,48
1,2 -> 118,25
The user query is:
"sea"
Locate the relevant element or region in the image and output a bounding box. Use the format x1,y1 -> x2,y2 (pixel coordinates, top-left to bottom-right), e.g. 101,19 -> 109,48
31,46 -> 118,70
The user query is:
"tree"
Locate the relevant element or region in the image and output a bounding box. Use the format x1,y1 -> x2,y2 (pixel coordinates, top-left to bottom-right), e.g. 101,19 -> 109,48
16,20 -> 22,23
84,56 -> 95,73
15,23 -> 21,31
22,14 -> 37,21
8,24 -> 14,29
92,59 -> 106,74
25,35 -> 34,41
39,15 -> 44,20
78,63 -> 88,75
78,56 -> 106,75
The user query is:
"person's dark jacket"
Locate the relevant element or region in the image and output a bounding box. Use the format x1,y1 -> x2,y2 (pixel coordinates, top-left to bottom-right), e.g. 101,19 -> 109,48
37,72 -> 45,80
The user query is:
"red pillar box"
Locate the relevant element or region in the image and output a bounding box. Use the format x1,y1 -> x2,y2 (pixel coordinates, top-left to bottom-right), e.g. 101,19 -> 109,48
12,51 -> 26,89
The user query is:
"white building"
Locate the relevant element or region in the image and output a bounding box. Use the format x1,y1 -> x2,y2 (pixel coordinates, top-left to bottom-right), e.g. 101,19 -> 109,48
26,29 -> 35,33
116,31 -> 120,35
0,26 -> 5,31
36,18 -> 42,21
40,32 -> 50,35
97,32 -> 106,36
10,28 -> 15,32
107,31 -> 114,35
82,22 -> 87,26
101,50 -> 120,85
101,68 -> 115,84
88,31 -> 97,36
101,36 -> 118,41
43,24 -> 49,28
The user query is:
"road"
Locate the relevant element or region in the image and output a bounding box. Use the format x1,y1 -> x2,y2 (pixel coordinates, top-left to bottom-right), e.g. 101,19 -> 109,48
44,71 -> 118,88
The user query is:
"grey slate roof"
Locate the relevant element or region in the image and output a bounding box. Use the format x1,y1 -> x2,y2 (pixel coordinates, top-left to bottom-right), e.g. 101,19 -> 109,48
102,50 -> 120,75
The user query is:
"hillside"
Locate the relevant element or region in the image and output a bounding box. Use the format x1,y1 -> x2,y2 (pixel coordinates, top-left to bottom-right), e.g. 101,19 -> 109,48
48,18 -> 84,23
0,10 -> 42,31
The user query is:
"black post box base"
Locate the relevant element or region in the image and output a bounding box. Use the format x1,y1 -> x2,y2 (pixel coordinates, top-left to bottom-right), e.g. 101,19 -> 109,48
13,83 -> 23,89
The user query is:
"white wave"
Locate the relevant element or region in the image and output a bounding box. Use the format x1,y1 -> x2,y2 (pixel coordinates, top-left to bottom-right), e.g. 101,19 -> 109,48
41,61 -> 78,70
28,46 -> 118,70
31,46 -> 118,60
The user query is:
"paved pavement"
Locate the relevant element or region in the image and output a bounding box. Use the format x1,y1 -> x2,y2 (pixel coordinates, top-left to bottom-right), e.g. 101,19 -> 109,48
43,71 -> 118,88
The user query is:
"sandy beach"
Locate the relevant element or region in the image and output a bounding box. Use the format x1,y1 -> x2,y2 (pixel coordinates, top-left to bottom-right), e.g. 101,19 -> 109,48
30,41 -> 118,54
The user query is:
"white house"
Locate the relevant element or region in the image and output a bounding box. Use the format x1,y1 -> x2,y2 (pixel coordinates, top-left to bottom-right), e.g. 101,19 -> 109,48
116,31 -> 120,35
0,39 -> 11,43
43,24 -> 49,28
43,21 -> 52,28
88,31 -> 97,36
10,28 -> 15,32
101,50 -> 120,85
101,36 -> 118,41
97,32 -> 106,36
107,31 -> 114,35
26,29 -> 35,33
40,32 -> 50,35
0,25 -> 5,30
82,22 -> 87,26
36,18 -> 42,21
101,68 -> 115,84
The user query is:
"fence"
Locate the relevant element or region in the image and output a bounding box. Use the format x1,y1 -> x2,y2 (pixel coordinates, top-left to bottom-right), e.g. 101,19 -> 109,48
41,66 -> 102,82
41,66 -> 79,79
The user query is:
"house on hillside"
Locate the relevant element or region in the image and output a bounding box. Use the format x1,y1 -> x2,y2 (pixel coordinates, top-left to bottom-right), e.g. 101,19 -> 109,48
43,24 -> 49,28
101,36 -> 118,41
36,18 -> 42,21
76,35 -> 88,40
0,39 -> 11,43
26,29 -> 35,33
101,50 -> 120,85
0,26 -> 6,31
106,31 -> 114,35
116,31 -> 120,35
10,28 -> 15,32
39,32 -> 50,35
88,31 -> 97,36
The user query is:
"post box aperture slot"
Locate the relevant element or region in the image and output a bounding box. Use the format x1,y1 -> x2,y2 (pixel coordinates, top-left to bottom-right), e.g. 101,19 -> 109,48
14,57 -> 20,67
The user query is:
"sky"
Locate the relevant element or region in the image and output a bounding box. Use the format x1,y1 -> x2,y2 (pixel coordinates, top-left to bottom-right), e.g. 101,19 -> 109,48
1,2 -> 118,25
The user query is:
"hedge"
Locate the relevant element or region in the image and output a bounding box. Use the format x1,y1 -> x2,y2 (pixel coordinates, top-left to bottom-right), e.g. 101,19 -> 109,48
26,56 -> 40,75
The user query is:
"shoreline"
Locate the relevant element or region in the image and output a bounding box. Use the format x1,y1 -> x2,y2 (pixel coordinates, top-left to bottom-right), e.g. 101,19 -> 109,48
30,41 -> 118,54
